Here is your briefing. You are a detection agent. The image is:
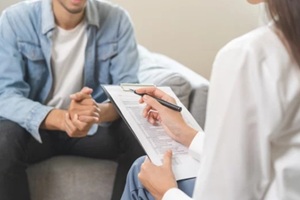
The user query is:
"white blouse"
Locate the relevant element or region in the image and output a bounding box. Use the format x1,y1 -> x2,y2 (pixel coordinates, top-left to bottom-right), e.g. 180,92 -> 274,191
163,25 -> 300,200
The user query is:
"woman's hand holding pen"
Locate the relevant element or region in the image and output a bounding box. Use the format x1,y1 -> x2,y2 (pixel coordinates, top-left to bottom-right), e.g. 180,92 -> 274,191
136,87 -> 198,147
136,87 -> 197,199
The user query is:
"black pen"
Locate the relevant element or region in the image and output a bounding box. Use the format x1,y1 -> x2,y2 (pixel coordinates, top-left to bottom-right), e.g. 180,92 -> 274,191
130,89 -> 182,112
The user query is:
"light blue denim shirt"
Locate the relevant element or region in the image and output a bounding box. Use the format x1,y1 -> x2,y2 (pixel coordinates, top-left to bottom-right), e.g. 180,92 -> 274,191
0,0 -> 139,142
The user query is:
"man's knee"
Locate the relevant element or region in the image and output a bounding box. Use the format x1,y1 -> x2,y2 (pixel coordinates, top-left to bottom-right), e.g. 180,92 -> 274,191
116,120 -> 144,153
0,120 -> 29,161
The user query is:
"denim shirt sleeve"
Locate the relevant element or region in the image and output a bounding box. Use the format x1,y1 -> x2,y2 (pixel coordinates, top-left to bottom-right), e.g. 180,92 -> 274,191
110,9 -> 139,85
96,9 -> 139,130
0,11 -> 53,143
86,6 -> 139,132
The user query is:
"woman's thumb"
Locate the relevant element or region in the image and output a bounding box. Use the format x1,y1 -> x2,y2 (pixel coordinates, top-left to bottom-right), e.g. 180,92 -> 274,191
163,150 -> 173,169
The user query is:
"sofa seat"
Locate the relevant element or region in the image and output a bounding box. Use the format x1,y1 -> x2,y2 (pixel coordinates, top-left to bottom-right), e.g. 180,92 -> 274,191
27,156 -> 117,200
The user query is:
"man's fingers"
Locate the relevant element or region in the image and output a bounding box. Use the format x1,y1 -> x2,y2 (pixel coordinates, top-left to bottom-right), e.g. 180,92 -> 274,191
72,114 -> 89,132
65,113 -> 87,137
71,107 -> 100,118
80,87 -> 93,95
70,87 -> 93,101
70,92 -> 92,101
65,113 -> 82,137
64,113 -> 74,133
78,115 -> 99,123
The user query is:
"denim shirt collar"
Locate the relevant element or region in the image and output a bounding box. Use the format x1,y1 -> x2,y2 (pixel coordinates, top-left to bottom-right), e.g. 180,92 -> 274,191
41,0 -> 100,35
41,0 -> 55,35
86,0 -> 101,28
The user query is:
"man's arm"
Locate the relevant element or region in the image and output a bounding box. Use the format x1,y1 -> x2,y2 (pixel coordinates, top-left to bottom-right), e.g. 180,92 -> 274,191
93,9 -> 138,124
0,11 -> 53,142
40,109 -> 66,131
109,8 -> 140,85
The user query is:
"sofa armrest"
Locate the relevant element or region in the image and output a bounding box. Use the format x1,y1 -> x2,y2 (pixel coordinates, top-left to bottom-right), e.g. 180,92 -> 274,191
138,45 -> 209,129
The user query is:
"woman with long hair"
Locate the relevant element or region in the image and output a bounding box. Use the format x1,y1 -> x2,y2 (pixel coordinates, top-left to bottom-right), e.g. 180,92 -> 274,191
121,0 -> 300,199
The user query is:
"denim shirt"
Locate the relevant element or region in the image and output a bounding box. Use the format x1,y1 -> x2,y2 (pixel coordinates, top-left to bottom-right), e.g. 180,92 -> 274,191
0,0 -> 139,142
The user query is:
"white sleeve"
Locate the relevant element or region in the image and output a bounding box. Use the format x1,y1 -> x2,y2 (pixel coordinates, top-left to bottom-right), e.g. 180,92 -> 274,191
193,44 -> 282,199
189,131 -> 205,161
162,188 -> 192,200
160,131 -> 204,200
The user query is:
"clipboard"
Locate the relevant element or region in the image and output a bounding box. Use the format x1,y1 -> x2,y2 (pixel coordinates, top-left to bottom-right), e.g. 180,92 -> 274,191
119,83 -> 156,91
101,84 -> 201,180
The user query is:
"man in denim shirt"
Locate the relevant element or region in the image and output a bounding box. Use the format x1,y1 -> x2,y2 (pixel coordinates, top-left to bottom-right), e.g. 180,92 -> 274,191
0,0 -> 144,199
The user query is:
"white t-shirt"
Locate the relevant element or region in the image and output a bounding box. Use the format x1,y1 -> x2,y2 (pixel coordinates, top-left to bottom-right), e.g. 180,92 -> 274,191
46,20 -> 88,109
163,24 -> 300,200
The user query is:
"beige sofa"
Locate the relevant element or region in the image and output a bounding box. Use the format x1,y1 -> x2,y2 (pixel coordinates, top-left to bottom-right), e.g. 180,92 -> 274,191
26,46 -> 209,200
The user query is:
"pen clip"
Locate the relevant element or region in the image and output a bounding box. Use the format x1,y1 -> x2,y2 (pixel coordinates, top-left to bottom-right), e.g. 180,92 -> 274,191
129,88 -> 136,93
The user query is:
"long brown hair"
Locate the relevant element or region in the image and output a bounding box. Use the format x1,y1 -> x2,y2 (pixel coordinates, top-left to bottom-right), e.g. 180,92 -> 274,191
266,0 -> 300,67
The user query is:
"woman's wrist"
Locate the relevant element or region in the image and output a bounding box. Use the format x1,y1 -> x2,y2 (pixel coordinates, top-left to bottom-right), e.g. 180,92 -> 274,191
177,124 -> 198,147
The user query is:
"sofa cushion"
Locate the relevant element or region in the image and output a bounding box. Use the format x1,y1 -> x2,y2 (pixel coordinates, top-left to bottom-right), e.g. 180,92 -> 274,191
27,156 -> 117,200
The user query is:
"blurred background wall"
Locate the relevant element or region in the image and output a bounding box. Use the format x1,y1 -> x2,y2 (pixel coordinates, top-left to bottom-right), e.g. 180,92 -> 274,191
0,0 -> 262,79
111,0 -> 262,79
0,0 -> 17,12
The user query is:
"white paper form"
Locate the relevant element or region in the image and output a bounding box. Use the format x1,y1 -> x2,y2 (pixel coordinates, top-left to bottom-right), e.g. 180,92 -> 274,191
102,85 -> 202,180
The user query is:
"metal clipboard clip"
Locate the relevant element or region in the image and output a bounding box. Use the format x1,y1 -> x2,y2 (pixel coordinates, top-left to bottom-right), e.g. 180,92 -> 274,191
120,83 -> 156,92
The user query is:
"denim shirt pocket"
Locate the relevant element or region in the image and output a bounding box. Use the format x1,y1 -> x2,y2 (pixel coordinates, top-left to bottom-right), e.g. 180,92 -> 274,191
97,41 -> 118,60
96,42 -> 118,83
17,41 -> 48,90
18,41 -> 45,61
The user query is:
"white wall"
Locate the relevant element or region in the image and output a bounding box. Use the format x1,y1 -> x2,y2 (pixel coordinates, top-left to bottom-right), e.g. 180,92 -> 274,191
111,0 -> 262,79
0,0 -> 19,12
0,0 -> 262,79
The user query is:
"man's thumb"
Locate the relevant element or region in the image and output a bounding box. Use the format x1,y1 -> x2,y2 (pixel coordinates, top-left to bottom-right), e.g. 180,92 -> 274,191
70,87 -> 92,101
81,87 -> 93,95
